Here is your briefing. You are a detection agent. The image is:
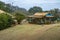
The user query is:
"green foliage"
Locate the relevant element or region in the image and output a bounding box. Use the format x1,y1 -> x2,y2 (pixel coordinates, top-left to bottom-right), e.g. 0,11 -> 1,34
14,12 -> 25,24
0,1 -> 28,14
0,1 -> 13,13
28,6 -> 42,15
0,13 -> 13,30
49,8 -> 60,21
50,9 -> 59,17
0,1 -> 5,9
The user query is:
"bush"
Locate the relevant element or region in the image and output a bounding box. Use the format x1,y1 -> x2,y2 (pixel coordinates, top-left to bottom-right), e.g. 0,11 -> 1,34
0,13 -> 13,30
15,13 -> 25,24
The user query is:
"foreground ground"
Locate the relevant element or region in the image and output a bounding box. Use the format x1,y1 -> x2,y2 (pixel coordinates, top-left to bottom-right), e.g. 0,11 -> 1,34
0,23 -> 60,40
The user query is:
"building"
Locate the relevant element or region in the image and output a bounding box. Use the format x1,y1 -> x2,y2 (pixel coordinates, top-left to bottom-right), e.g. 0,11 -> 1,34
27,12 -> 56,24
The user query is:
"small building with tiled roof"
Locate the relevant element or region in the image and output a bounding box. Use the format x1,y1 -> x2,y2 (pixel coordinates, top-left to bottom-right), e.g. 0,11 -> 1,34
28,12 -> 54,18
27,12 -> 55,24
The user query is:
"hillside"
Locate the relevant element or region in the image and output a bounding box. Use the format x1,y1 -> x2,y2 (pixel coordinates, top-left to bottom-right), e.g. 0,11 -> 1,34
0,1 -> 29,15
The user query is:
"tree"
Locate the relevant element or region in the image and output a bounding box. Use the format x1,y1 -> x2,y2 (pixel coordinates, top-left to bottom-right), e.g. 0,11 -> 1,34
0,13 -> 13,30
3,4 -> 13,13
50,8 -> 60,18
28,6 -> 42,15
14,12 -> 25,24
0,1 -> 13,13
0,1 -> 5,9
49,8 -> 60,21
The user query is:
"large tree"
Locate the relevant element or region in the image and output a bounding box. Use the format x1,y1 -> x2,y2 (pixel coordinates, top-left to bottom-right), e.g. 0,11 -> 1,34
28,6 -> 43,15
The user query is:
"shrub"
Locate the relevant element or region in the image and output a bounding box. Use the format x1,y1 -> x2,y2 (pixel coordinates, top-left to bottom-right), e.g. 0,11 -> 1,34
0,13 -> 13,30
14,13 -> 25,24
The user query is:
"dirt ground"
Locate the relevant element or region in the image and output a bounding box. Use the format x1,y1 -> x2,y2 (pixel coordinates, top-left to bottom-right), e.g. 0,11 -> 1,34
0,23 -> 60,40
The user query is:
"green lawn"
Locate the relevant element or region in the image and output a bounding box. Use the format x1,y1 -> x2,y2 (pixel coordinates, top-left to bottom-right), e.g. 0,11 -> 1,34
0,24 -> 60,40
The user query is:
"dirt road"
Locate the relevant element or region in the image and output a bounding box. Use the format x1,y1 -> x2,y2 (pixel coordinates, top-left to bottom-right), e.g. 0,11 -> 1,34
0,23 -> 60,40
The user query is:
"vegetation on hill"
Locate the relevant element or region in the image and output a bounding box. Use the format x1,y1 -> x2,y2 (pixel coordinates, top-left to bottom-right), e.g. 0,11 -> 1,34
14,12 -> 25,24
28,6 -> 42,15
0,1 -> 13,13
0,13 -> 13,30
0,1 -> 29,15
49,9 -> 60,18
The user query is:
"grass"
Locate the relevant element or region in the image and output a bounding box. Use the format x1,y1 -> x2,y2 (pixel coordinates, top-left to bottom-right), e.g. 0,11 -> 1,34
0,24 -> 60,40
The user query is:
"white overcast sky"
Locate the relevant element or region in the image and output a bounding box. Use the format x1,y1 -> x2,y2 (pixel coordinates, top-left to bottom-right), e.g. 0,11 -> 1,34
0,0 -> 60,10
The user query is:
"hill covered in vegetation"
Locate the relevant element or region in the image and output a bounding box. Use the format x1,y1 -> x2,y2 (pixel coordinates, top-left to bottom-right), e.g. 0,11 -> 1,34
0,1 -> 29,15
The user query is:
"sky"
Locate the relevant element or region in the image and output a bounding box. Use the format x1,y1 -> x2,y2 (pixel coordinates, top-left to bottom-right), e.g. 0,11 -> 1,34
0,0 -> 60,11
